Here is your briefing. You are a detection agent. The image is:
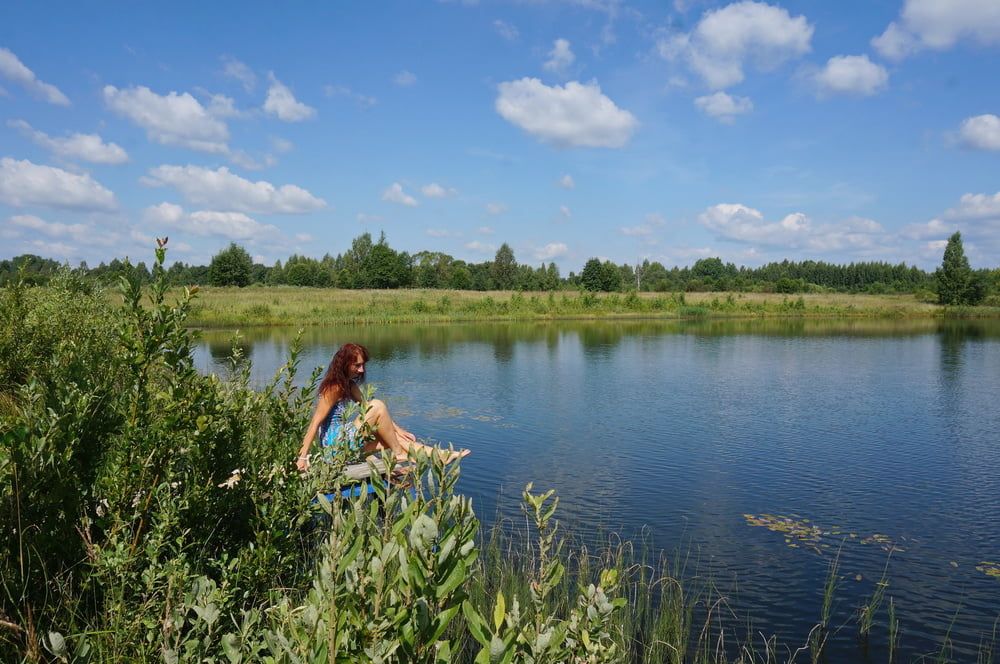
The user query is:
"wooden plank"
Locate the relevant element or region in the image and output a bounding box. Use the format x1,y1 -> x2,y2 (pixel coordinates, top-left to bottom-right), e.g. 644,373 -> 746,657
342,458 -> 413,482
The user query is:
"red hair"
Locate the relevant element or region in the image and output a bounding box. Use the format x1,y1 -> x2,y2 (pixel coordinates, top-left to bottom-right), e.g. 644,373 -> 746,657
318,343 -> 369,399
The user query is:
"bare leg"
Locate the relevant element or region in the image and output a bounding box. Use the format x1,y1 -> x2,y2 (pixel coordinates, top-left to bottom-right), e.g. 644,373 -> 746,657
356,399 -> 470,462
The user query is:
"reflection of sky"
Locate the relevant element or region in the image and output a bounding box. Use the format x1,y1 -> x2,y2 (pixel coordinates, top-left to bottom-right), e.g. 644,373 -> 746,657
194,320 -> 1000,660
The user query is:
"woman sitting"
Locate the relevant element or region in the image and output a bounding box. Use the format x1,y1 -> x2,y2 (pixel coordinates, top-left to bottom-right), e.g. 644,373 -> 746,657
296,342 -> 469,472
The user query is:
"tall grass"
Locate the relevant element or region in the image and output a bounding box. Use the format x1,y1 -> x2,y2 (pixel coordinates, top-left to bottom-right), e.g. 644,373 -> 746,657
158,286 -> 1000,328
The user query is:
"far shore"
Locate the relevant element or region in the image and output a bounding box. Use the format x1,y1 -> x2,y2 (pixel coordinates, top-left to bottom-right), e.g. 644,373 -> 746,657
151,287 -> 1000,328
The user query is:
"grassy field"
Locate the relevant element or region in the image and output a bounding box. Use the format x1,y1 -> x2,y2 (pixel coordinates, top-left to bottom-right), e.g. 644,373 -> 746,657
172,286 -> 1000,327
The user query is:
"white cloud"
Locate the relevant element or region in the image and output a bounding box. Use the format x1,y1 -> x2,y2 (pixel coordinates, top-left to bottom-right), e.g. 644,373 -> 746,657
543,39 -> 575,75
533,242 -> 569,260
478,226 -> 495,234
357,212 -> 383,223
944,191 -> 1000,220
394,70 -> 417,87
0,158 -> 117,211
206,93 -> 243,118
873,0 -> 1000,61
494,20 -> 519,41
486,202 -> 507,215
421,182 -> 458,198
901,217 -> 954,240
270,137 -> 294,153
558,174 -> 576,189
8,119 -> 129,164
425,228 -> 453,238
958,114 -> 1000,151
559,205 -> 572,219
263,73 -> 316,122
221,56 -> 257,92
143,203 -> 282,243
382,182 -> 418,207
323,85 -> 377,109
694,91 -> 753,122
0,47 -> 70,105
495,77 -> 638,148
8,214 -> 93,243
658,1 -> 813,89
464,240 -> 496,254
143,165 -> 326,214
104,85 -> 229,153
814,55 -> 888,96
620,213 -> 667,238
699,203 -> 886,252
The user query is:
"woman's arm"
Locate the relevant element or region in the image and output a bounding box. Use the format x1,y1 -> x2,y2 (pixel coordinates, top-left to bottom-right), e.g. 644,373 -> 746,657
297,387 -> 337,471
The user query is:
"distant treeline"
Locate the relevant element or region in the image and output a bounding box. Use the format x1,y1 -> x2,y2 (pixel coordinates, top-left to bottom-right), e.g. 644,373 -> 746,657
3,231 -> 998,295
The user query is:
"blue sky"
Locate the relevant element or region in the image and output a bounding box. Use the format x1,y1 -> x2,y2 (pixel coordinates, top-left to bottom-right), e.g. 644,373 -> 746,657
1,0 -> 999,272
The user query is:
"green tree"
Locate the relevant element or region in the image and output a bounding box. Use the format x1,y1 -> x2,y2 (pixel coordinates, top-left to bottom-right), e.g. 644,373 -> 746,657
208,243 -> 253,287
491,243 -> 517,290
580,258 -> 604,291
935,231 -> 985,305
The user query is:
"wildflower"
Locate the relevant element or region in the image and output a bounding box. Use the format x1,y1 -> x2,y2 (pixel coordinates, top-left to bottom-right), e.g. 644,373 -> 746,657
218,468 -> 243,489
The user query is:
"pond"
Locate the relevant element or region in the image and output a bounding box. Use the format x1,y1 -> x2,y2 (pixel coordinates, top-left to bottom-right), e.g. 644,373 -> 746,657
194,318 -> 1000,662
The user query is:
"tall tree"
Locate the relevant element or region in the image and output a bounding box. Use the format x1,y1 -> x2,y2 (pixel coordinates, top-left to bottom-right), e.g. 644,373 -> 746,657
208,243 -> 253,287
935,231 -> 985,305
491,243 -> 517,290
580,258 -> 604,292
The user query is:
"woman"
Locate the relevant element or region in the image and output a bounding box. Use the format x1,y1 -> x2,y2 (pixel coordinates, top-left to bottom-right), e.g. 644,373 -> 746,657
296,343 -> 469,471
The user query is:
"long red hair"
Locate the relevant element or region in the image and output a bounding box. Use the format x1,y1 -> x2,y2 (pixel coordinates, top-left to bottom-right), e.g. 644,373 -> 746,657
318,343 -> 369,399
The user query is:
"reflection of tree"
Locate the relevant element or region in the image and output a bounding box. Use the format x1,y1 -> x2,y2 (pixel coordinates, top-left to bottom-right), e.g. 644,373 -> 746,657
206,337 -> 250,364
196,319 -> 1000,373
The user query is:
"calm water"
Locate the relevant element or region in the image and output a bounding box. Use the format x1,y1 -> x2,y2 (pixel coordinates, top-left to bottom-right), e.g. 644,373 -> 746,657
195,319 -> 1000,661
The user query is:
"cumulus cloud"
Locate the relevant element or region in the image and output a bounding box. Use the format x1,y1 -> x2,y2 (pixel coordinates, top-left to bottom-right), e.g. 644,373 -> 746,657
0,158 -> 117,211
901,217 -> 954,240
8,119 -> 129,164
394,70 -> 417,87
421,182 -> 458,198
143,165 -> 326,214
205,93 -> 243,118
494,20 -> 519,41
221,55 -> 257,92
495,77 -> 638,148
533,242 -> 569,260
873,0 -> 1000,61
558,174 -> 576,189
464,240 -> 496,254
958,114 -> 1000,151
658,1 -> 813,89
559,205 -> 572,220
0,47 -> 70,105
143,202 -> 282,242
486,202 -> 507,215
699,203 -> 887,252
8,214 -> 95,243
356,213 -> 383,224
263,73 -> 316,122
478,226 -> 495,234
382,182 -> 418,207
944,191 -> 1000,220
104,85 -> 230,153
694,91 -> 753,122
814,55 -> 889,96
543,39 -> 575,75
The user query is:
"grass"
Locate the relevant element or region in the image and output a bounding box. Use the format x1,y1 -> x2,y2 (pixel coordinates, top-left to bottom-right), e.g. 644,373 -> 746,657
161,286 -> 1000,328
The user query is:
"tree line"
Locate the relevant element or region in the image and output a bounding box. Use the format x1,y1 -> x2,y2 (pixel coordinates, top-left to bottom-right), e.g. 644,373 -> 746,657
2,230 -> 997,303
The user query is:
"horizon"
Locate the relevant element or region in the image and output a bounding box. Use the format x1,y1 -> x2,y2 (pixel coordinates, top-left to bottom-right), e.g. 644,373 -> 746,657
2,1 -> 999,272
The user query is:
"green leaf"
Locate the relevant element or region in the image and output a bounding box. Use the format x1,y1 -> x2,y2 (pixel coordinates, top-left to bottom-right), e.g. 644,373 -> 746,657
436,560 -> 467,600
462,601 -> 490,645
221,633 -> 242,664
493,591 -> 506,631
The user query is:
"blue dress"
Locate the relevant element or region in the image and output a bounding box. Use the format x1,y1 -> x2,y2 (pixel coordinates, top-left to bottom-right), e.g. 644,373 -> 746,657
318,398 -> 364,459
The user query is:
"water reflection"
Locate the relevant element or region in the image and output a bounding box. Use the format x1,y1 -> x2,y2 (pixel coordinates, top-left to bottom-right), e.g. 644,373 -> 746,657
192,318 -> 1000,662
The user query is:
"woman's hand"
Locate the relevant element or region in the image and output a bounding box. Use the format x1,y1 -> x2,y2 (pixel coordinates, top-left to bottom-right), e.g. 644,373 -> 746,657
296,454 -> 310,472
